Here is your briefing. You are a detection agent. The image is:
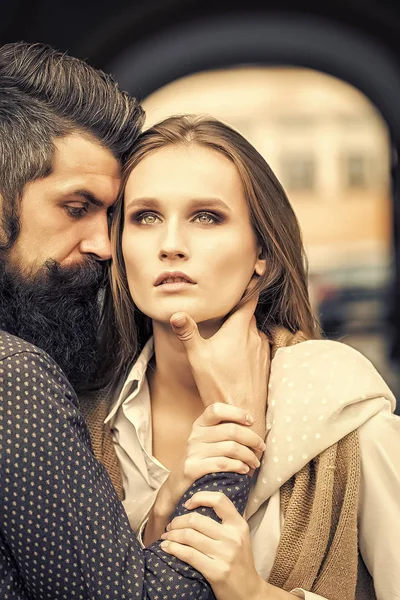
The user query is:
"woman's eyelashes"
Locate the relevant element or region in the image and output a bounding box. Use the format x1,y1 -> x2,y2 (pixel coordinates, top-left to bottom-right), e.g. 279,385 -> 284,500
193,211 -> 223,224
129,210 -> 225,226
132,211 -> 161,225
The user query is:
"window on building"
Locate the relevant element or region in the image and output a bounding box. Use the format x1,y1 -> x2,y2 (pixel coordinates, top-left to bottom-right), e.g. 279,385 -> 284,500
280,155 -> 315,191
345,153 -> 370,188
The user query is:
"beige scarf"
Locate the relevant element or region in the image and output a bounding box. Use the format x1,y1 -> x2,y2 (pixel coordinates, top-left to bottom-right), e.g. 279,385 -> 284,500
79,328 -> 376,600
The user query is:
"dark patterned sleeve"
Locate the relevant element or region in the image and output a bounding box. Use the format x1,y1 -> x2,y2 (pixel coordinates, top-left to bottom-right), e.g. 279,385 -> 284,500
0,349 -> 251,600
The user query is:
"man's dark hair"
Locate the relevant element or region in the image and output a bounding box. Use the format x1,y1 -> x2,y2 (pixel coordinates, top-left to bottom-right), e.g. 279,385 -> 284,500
0,41 -> 145,249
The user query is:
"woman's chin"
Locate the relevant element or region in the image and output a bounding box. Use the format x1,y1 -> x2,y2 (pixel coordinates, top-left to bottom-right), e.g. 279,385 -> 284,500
150,314 -> 225,340
149,311 -> 225,328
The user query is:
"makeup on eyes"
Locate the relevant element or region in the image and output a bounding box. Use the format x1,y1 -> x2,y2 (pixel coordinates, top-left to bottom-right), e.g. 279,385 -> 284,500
128,209 -> 225,226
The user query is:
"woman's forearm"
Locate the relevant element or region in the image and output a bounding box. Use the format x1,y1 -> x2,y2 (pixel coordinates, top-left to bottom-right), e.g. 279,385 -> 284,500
143,509 -> 171,546
143,482 -> 177,545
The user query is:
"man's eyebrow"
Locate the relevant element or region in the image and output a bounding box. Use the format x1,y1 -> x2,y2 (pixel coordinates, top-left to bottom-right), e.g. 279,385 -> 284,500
126,197 -> 231,212
64,189 -> 106,208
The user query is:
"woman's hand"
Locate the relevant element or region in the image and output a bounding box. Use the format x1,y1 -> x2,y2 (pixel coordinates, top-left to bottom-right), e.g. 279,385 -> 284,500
170,294 -> 270,440
159,491 -> 286,600
143,403 -> 265,545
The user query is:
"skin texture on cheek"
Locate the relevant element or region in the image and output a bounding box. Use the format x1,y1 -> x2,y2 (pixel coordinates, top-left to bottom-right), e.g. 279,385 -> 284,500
121,144 -> 265,327
10,205 -> 79,272
8,134 -> 120,273
123,229 -> 258,326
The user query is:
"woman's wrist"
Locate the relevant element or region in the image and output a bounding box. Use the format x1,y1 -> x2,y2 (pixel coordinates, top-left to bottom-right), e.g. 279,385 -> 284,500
142,479 -> 178,545
152,489 -> 174,521
251,577 -> 294,600
262,581 -> 295,600
153,473 -> 187,519
143,509 -> 170,546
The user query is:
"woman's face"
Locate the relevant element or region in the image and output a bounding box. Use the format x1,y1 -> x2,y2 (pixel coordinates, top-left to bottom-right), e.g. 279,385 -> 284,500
122,144 -> 266,327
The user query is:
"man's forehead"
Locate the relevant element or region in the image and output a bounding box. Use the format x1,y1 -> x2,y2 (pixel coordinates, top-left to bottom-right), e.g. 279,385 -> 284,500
52,133 -> 121,176
50,133 -> 122,206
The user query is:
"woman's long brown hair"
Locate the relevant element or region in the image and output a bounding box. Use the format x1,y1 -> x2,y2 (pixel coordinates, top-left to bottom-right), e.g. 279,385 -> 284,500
102,115 -> 321,385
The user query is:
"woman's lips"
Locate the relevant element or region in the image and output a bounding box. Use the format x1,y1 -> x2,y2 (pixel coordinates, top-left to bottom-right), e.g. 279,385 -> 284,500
154,271 -> 196,286
159,276 -> 189,284
155,280 -> 196,292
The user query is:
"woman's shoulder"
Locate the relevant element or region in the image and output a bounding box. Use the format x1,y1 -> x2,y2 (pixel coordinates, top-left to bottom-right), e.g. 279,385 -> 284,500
269,337 -> 396,414
275,336 -> 376,366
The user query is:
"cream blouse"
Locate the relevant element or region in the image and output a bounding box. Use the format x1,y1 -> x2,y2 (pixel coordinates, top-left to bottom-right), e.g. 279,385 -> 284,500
105,338 -> 400,600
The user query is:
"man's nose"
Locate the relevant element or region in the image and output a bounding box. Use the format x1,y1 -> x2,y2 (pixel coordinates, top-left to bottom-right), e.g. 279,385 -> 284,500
79,219 -> 112,261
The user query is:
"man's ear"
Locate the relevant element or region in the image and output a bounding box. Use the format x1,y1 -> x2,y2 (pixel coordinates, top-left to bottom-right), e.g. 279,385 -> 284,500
254,247 -> 267,277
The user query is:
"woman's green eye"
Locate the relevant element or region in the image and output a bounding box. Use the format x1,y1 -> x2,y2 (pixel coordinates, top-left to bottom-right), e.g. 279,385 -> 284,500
193,212 -> 220,224
131,210 -> 221,225
133,212 -> 160,225
197,214 -> 213,223
143,214 -> 158,224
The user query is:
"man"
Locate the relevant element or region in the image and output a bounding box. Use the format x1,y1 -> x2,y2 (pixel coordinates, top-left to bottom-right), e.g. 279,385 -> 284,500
0,42 -> 268,599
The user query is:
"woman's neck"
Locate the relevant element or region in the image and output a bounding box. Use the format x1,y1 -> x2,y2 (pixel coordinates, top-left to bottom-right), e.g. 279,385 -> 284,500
148,321 -> 200,412
147,318 -> 221,414
146,318 -> 222,470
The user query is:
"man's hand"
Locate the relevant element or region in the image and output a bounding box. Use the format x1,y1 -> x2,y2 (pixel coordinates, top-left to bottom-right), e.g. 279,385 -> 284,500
170,295 -> 270,440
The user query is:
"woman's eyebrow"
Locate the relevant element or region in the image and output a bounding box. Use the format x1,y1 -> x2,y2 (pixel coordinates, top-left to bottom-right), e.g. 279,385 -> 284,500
125,197 -> 231,212
188,198 -> 232,212
125,197 -> 160,210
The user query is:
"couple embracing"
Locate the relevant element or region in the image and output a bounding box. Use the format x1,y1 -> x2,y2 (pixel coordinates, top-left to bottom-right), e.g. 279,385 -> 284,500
0,42 -> 398,600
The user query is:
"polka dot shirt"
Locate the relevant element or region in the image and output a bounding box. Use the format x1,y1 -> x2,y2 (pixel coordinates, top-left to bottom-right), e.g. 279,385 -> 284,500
0,331 -> 251,599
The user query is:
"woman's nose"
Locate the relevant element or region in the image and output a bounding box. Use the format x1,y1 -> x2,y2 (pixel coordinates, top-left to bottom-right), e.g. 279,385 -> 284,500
158,225 -> 189,261
159,248 -> 187,260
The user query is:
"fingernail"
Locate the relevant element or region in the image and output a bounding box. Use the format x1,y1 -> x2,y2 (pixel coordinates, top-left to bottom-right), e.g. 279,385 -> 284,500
246,414 -> 254,425
160,541 -> 170,549
259,442 -> 266,452
172,315 -> 187,327
184,499 -> 192,509
166,523 -> 171,531
160,532 -> 167,539
242,465 -> 250,473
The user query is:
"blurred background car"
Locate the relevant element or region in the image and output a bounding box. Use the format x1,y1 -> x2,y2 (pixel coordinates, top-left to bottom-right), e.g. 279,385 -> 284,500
314,262 -> 391,337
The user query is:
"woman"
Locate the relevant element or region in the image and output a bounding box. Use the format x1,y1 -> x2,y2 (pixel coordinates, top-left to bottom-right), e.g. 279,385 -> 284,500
101,116 -> 398,600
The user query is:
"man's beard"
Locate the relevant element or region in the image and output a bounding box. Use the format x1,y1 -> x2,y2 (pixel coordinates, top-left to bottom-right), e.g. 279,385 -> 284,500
0,256 -> 107,389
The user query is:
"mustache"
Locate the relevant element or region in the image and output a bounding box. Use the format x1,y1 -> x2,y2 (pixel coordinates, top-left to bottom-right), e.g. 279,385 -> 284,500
34,257 -> 107,289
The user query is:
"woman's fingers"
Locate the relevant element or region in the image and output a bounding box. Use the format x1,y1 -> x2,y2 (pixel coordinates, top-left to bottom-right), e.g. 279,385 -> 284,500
197,421 -> 266,452
166,511 -> 222,540
161,527 -> 216,558
160,539 -> 213,575
184,456 -> 252,478
196,402 -> 254,428
184,491 -> 240,524
194,441 -> 260,469
162,494 -> 261,598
